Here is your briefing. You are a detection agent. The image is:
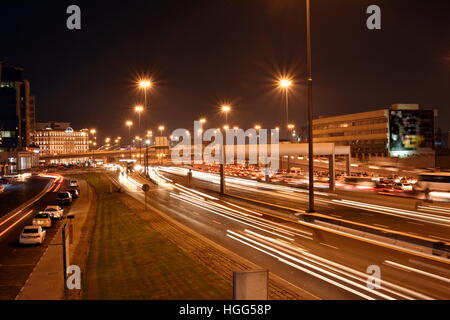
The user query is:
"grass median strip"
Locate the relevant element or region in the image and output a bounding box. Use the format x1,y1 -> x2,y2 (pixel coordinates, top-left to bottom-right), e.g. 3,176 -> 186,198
72,173 -> 231,299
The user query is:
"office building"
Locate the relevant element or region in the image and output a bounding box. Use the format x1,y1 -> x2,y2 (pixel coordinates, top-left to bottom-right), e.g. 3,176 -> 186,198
0,61 -> 38,174
312,104 -> 436,166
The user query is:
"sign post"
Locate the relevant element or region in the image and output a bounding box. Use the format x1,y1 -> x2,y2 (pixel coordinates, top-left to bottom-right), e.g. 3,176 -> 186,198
142,184 -> 150,210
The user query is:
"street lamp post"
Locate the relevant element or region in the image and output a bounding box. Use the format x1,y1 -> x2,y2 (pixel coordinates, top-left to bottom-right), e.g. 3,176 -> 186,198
279,79 -> 292,140
126,120 -> 133,162
139,80 -> 151,176
306,0 -> 315,213
134,105 -> 144,166
221,105 -> 231,125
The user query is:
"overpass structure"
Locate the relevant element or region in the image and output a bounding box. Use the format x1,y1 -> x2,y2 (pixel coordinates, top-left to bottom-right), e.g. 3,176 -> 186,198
40,142 -> 350,190
38,146 -> 168,163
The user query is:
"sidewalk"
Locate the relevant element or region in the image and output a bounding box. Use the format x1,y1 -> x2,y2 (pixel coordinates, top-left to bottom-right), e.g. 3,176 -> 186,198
16,180 -> 95,300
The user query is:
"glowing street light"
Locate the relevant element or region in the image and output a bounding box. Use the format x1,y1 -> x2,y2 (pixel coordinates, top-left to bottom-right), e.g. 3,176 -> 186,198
279,79 -> 292,88
138,80 -> 152,89
278,78 -> 293,140
158,125 -> 165,136
134,105 -> 144,128
221,105 -> 231,124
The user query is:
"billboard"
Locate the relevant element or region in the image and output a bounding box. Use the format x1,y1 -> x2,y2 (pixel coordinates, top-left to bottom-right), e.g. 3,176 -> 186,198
389,110 -> 434,152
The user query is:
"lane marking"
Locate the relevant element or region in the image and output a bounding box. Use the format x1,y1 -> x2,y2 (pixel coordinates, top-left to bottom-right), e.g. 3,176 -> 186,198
384,260 -> 450,284
320,243 -> 339,250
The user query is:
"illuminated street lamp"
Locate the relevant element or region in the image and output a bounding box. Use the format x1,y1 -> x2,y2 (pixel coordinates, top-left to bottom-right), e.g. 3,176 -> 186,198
134,105 -> 144,128
125,120 -> 133,160
278,78 -> 292,140
221,105 -> 231,124
158,125 -> 165,136
138,79 -> 152,176
288,124 -> 295,141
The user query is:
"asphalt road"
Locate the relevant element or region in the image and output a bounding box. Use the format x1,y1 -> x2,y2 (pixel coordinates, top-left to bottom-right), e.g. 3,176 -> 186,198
160,167 -> 450,243
0,177 -> 50,218
115,170 -> 450,300
0,176 -> 73,300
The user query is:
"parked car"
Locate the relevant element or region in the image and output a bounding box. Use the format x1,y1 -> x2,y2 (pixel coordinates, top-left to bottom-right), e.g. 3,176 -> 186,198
19,226 -> 46,245
56,191 -> 73,205
32,213 -> 52,228
67,188 -> 79,199
0,178 -> 11,185
69,180 -> 79,188
0,185 -> 4,193
43,205 -> 64,219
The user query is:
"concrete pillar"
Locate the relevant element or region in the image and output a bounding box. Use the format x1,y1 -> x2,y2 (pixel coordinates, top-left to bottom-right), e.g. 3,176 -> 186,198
345,154 -> 351,176
328,154 -> 335,191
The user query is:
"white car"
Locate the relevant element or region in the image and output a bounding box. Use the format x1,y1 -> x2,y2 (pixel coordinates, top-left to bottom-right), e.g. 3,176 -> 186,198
69,180 -> 78,187
19,226 -> 46,245
43,205 -> 64,219
32,213 -> 52,228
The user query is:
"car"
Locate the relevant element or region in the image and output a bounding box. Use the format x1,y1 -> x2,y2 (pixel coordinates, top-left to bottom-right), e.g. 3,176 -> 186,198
19,226 -> 46,245
0,178 -> 11,185
56,191 -> 73,205
67,188 -> 79,199
32,213 -> 52,228
43,205 -> 64,219
0,185 -> 4,193
393,183 -> 413,192
69,180 -> 78,187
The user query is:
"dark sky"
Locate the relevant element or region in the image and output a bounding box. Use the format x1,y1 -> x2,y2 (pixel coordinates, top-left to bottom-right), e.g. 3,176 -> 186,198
1,0 -> 449,141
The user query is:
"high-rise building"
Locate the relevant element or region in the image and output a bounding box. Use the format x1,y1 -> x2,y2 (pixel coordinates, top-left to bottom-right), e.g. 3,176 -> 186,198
0,61 -> 38,174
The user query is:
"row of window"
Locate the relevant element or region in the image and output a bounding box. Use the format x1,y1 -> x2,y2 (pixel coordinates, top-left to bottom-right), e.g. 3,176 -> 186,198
0,131 -> 16,138
314,128 -> 388,138
34,131 -> 87,137
313,117 -> 387,130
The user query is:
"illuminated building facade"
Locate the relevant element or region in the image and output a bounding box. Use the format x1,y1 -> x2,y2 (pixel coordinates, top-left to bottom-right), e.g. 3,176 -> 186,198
313,104 -> 436,160
34,122 -> 89,155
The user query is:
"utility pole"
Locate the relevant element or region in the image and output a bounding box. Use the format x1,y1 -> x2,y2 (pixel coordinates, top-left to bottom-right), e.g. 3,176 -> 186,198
220,140 -> 226,195
306,0 -> 315,213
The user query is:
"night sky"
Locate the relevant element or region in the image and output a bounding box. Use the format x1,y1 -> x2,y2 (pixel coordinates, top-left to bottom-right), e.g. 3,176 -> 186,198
1,0 -> 449,141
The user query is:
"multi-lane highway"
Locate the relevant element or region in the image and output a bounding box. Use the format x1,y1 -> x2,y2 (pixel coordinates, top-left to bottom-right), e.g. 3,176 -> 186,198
111,167 -> 450,300
158,167 -> 450,243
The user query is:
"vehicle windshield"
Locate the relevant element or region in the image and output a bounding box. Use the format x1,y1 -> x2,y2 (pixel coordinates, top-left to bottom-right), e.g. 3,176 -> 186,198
35,214 -> 49,218
45,208 -> 57,211
57,193 -> 68,197
23,228 -> 39,234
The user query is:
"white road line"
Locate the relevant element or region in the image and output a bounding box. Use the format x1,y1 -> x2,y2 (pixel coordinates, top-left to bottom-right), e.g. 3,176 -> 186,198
384,260 -> 450,284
